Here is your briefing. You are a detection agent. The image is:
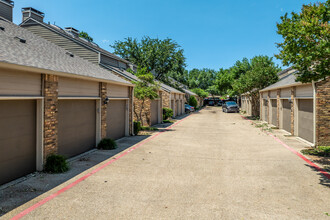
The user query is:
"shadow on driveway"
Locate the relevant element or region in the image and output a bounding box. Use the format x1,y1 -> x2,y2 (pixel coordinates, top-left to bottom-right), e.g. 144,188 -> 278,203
0,135 -> 150,217
304,164 -> 330,188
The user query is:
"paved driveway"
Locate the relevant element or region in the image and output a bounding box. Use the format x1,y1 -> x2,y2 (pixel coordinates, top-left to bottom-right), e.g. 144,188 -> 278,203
5,107 -> 330,219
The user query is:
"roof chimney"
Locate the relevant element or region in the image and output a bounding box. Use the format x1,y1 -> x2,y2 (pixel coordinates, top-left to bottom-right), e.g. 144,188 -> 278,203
64,27 -> 80,38
22,7 -> 44,23
0,0 -> 14,22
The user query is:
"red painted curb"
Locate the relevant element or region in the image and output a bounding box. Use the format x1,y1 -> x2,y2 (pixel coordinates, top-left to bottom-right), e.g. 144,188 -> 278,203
10,114 -> 193,220
240,115 -> 330,179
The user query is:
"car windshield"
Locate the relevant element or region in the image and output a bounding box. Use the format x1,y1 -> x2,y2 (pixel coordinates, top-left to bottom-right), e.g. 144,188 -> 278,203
226,101 -> 236,106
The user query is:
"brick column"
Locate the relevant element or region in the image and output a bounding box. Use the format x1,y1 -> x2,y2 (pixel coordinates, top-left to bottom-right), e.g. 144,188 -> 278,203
43,74 -> 58,160
290,86 -> 295,135
315,78 -> 330,146
277,89 -> 280,127
100,82 -> 107,139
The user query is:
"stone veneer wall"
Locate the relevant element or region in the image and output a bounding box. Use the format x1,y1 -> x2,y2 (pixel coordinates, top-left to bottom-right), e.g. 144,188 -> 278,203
43,74 -> 58,160
162,91 -> 171,108
100,82 -> 107,139
315,77 -> 330,146
133,98 -> 151,126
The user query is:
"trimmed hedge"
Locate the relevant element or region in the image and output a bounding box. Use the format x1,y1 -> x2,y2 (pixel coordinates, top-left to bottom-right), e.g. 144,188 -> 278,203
134,121 -> 142,135
44,154 -> 69,173
163,107 -> 173,120
97,138 -> 117,150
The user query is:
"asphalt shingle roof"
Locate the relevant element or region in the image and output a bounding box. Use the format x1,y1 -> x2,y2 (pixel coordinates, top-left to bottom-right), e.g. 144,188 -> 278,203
260,72 -> 299,91
22,17 -> 130,65
183,88 -> 197,96
0,18 -> 132,85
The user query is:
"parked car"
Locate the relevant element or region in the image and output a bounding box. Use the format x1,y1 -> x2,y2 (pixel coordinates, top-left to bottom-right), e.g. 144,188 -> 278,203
208,101 -> 215,106
222,101 -> 239,113
185,104 -> 195,113
217,101 -> 223,106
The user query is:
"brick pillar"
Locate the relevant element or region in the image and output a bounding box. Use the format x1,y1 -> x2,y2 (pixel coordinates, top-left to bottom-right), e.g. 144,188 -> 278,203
100,82 -> 107,139
315,78 -> 330,146
277,89 -> 280,127
290,86 -> 295,135
43,74 -> 58,160
129,87 -> 133,135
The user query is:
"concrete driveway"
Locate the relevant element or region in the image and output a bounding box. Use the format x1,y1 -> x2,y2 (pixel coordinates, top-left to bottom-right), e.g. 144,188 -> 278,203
4,107 -> 330,219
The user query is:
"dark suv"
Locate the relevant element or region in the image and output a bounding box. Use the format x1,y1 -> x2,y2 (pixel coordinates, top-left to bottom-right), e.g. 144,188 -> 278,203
222,101 -> 239,113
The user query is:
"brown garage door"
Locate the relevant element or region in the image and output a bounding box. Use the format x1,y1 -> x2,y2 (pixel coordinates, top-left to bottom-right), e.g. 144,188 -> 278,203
107,100 -> 126,140
271,99 -> 277,126
282,99 -> 291,133
0,100 -> 36,185
263,100 -> 268,122
151,100 -> 159,126
298,99 -> 313,143
58,100 -> 96,158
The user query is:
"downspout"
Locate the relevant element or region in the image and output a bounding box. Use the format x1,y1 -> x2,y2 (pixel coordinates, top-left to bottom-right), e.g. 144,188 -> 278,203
312,80 -> 316,147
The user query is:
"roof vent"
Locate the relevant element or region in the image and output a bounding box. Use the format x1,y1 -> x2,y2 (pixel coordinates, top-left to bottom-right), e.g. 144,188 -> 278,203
22,7 -> 44,23
15,37 -> 26,43
64,27 -> 79,38
0,0 -> 14,22
65,51 -> 74,57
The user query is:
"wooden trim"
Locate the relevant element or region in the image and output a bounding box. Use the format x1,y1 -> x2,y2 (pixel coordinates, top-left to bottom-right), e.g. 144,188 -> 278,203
0,96 -> 43,100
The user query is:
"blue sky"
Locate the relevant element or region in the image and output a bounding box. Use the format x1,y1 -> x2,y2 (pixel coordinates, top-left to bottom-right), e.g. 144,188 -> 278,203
12,0 -> 318,70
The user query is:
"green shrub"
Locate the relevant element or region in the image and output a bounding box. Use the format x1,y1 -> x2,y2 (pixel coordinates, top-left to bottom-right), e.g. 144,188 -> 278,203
97,138 -> 117,150
163,108 -> 173,120
134,121 -> 142,135
301,146 -> 330,157
188,96 -> 198,109
163,119 -> 173,123
44,154 -> 69,173
141,126 -> 159,131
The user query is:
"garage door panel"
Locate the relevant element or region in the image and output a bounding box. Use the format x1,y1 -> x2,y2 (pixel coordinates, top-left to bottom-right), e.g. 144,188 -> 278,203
151,100 -> 159,126
107,100 -> 126,140
58,100 -> 96,158
298,99 -> 313,142
271,100 -> 277,126
0,100 -> 36,185
282,100 -> 291,133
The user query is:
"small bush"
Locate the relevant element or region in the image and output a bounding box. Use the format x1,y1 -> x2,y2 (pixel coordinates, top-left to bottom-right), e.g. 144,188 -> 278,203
188,96 -> 198,109
163,108 -> 173,120
301,146 -> 330,157
97,138 -> 117,150
134,121 -> 142,135
44,154 -> 69,173
163,119 -> 173,123
141,126 -> 159,131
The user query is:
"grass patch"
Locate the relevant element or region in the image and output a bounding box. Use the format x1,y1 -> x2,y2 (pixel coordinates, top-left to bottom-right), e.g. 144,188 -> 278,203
97,138 -> 117,150
301,146 -> 330,157
44,154 -> 69,173
141,126 -> 159,131
163,119 -> 173,123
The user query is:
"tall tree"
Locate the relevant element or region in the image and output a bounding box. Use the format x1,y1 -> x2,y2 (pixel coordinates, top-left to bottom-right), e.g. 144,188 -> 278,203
188,68 -> 217,90
111,37 -> 186,81
133,67 -> 160,126
79,31 -> 93,42
233,55 -> 281,116
276,0 -> 330,83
